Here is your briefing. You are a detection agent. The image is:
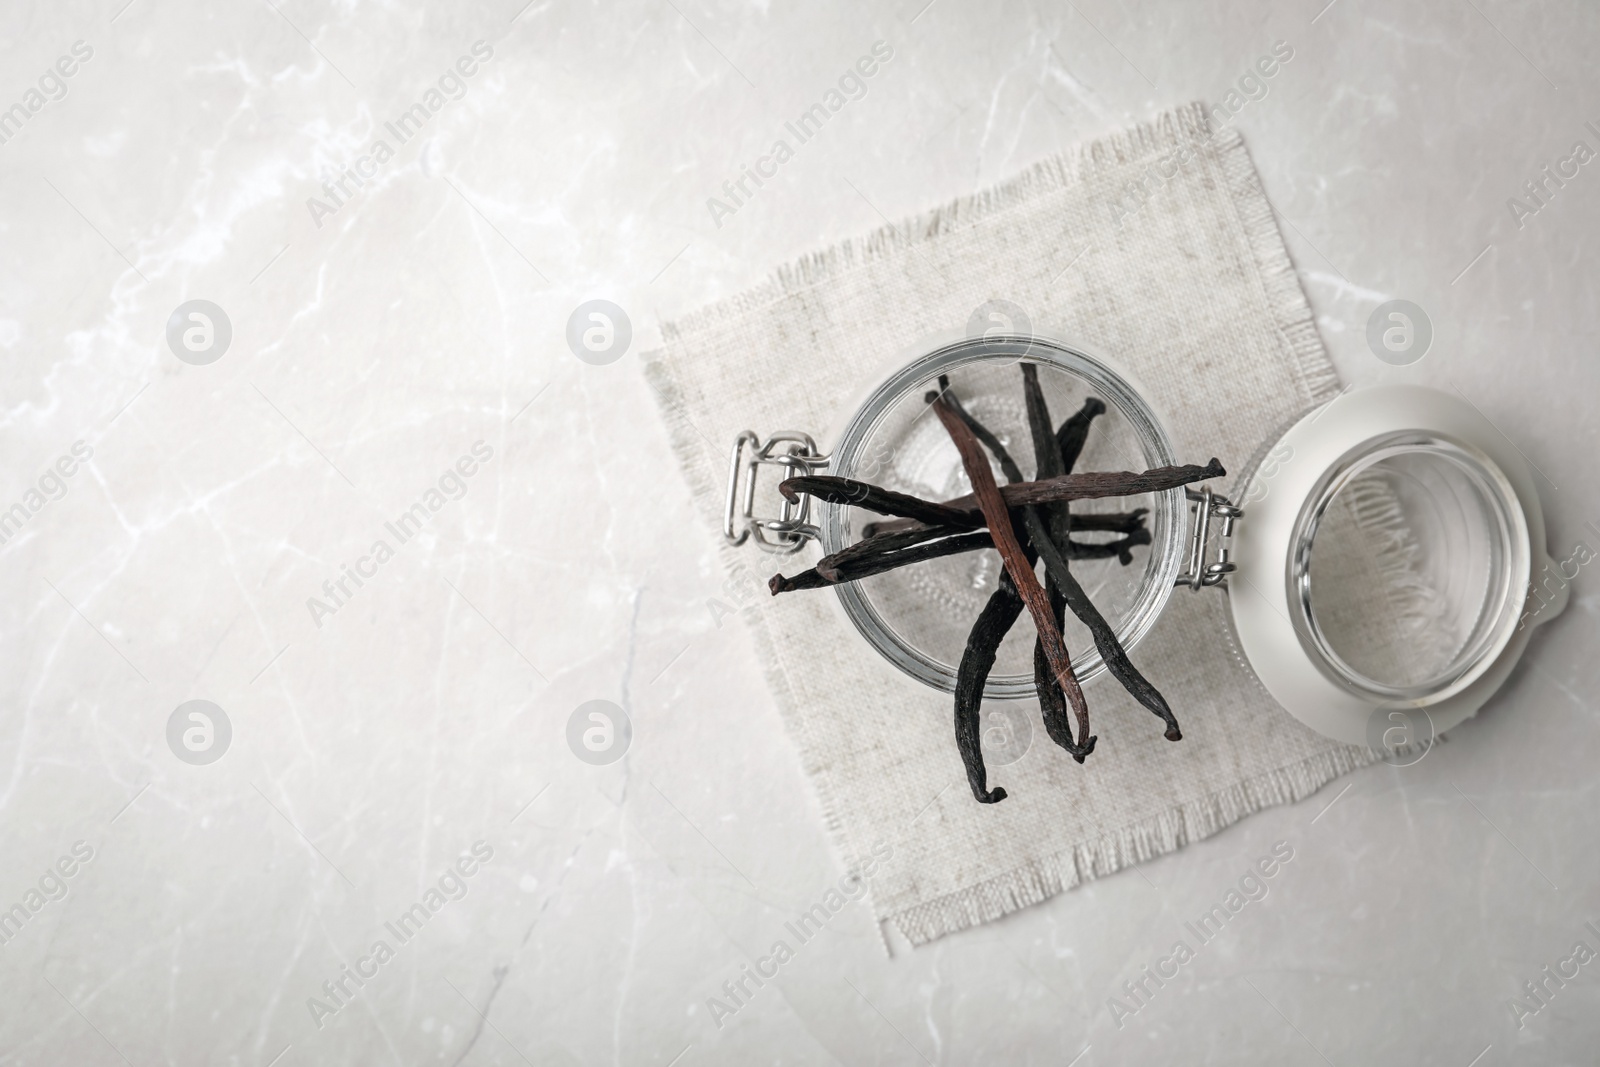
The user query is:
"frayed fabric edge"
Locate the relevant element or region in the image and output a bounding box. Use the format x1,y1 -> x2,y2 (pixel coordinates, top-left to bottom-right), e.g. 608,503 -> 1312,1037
889,742 -> 1377,946
662,102 -> 1220,344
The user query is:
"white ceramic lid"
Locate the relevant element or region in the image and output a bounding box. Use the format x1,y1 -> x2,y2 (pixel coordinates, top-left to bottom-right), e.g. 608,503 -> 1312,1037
1227,384 -> 1563,745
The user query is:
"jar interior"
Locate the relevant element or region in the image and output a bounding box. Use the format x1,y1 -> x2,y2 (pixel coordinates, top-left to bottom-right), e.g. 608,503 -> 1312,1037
824,340 -> 1181,697
1291,433 -> 1527,705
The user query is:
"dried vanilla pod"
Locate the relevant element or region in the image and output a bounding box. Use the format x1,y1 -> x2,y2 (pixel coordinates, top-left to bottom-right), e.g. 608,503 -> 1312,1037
769,530 -> 1151,596
1030,508 -> 1183,740
930,396 -> 1094,745
1056,397 -> 1107,475
841,518 -> 1148,564
934,376 -> 1025,484
1034,583 -> 1096,762
1017,367 -> 1182,742
770,531 -> 993,593
931,459 -> 1225,517
1021,370 -> 1098,752
945,373 -> 1095,761
1016,366 -> 1102,756
861,509 -> 1146,540
953,569 -> 1026,803
816,511 -> 1145,580
777,475 -> 978,529
815,523 -> 962,578
1022,364 -> 1063,482
785,462 -> 1217,537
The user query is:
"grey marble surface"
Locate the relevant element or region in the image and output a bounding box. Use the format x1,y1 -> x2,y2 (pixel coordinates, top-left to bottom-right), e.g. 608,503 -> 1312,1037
1,0 -> 1597,1064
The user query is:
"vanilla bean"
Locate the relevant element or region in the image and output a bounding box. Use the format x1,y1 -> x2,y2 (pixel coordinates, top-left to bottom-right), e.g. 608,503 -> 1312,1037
1016,372 -> 1181,741
1022,365 -> 1062,481
1098,526 -> 1151,565
861,509 -> 1147,539
954,570 -> 1025,804
785,460 -> 1224,529
1029,521 -> 1183,740
769,531 -> 992,593
930,396 -> 1091,729
1056,397 -> 1107,474
818,525 -> 1141,581
1034,512 -> 1095,756
936,379 -> 1129,587
781,384 -> 1134,599
1018,367 -> 1095,755
1059,528 -> 1150,564
1037,535 -> 1096,759
767,570 -> 825,594
827,526 -> 1143,574
1041,395 -> 1108,541
930,387 -> 1046,798
778,476 -> 979,528
769,526 -> 1149,597
815,523 -> 956,577
941,388 -> 1143,566
840,532 -> 994,575
937,459 -> 1225,516
934,378 -> 1026,484
921,388 -> 1094,780
1034,582 -> 1095,762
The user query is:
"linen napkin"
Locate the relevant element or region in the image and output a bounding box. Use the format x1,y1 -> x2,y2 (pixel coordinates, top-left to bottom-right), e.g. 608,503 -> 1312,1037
644,102 -> 1397,945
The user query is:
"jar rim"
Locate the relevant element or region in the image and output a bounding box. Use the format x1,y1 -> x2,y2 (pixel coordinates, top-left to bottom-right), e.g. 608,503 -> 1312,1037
1225,383 -> 1546,746
1286,430 -> 1531,707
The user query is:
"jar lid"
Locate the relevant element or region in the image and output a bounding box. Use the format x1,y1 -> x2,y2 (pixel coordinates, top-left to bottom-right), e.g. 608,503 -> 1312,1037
1228,384 -> 1555,744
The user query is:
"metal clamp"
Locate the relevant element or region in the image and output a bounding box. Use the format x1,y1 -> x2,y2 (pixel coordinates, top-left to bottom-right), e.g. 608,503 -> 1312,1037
723,430 -> 830,554
1176,485 -> 1243,590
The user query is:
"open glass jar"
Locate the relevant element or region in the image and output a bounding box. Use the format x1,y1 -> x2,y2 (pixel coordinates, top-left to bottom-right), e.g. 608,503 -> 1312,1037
725,332 -> 1564,745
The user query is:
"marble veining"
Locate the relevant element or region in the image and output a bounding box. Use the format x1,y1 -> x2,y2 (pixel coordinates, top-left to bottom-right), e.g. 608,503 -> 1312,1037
0,0 -> 1596,1064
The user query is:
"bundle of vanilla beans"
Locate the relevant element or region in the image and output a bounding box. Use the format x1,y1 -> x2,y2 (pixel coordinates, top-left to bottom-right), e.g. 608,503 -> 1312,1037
769,367 -> 1225,804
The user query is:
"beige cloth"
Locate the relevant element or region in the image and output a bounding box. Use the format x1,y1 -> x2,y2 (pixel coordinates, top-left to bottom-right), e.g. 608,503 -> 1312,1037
644,103 -> 1386,945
